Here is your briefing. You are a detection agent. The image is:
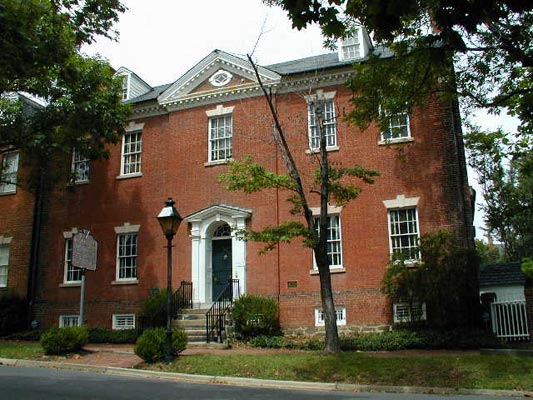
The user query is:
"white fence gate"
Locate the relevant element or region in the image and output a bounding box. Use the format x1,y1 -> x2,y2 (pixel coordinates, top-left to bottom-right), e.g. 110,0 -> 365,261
490,300 -> 530,340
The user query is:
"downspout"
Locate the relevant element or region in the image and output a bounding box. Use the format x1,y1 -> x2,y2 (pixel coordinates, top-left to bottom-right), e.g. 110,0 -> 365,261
27,167 -> 44,328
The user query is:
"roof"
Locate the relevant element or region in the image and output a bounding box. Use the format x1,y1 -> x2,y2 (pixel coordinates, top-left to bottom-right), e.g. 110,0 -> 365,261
479,262 -> 525,287
125,83 -> 172,104
266,53 -> 353,75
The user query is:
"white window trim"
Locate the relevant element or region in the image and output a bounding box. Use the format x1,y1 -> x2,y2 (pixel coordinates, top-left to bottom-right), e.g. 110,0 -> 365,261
315,306 -> 347,326
393,302 -> 427,323
207,111 -> 233,164
209,70 -> 233,87
0,243 -> 10,288
114,222 -> 140,235
59,315 -> 80,327
378,112 -> 412,144
115,232 -> 138,282
119,130 -> 143,177
63,238 -> 83,284
0,235 -> 13,245
71,149 -> 90,184
305,91 -> 338,152
310,206 -> 344,271
384,196 -> 421,264
112,313 -> 136,330
0,151 -> 20,195
121,73 -> 130,101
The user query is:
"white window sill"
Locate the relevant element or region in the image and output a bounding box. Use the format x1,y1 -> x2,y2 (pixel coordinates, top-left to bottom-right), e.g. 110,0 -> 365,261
378,137 -> 414,146
59,282 -> 81,288
116,173 -> 143,180
72,180 -> 90,185
310,267 -> 346,275
112,279 -> 139,285
0,190 -> 17,196
306,146 -> 339,154
204,159 -> 230,167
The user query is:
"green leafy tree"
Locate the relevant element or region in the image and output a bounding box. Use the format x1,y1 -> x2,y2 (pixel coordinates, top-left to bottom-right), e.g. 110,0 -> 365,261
218,56 -> 379,353
265,1 -> 532,137
466,129 -> 533,261
475,239 -> 502,265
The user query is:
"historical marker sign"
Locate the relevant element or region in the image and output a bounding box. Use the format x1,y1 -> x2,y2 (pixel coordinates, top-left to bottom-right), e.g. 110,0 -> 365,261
72,230 -> 98,271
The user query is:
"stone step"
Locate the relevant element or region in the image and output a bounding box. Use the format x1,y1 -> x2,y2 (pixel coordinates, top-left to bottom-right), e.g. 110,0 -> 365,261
186,342 -> 227,350
175,319 -> 206,329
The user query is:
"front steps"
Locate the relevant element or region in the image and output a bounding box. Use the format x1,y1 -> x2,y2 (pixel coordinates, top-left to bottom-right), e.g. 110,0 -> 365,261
174,308 -> 226,349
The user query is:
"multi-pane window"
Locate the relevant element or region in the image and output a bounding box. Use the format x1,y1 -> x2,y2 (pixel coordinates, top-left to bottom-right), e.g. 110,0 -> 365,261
393,302 -> 426,323
341,35 -> 360,60
208,115 -> 233,162
121,75 -> 129,101
315,307 -> 346,326
117,233 -> 137,280
381,114 -> 411,141
313,215 -> 343,269
308,100 -> 337,150
0,152 -> 19,194
121,131 -> 142,175
113,314 -> 136,330
0,244 -> 9,287
388,208 -> 420,262
59,315 -> 80,327
64,239 -> 83,283
72,149 -> 89,183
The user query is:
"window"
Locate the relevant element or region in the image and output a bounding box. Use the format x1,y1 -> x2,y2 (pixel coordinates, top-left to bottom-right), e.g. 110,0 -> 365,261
113,314 -> 135,330
381,113 -> 411,141
121,74 -> 129,101
208,114 -> 233,162
59,315 -> 80,327
388,208 -> 420,262
0,244 -> 9,287
209,70 -> 232,87
313,214 -> 343,269
117,233 -> 138,280
64,239 -> 83,283
121,131 -> 142,175
393,302 -> 426,323
72,149 -> 89,183
315,307 -> 346,326
0,151 -> 19,194
340,35 -> 361,60
308,100 -> 337,150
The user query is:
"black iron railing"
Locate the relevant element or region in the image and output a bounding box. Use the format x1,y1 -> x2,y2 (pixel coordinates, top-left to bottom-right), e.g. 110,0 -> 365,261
206,279 -> 240,343
172,281 -> 193,317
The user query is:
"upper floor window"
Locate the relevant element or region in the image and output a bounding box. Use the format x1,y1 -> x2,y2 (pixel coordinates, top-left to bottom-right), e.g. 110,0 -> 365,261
208,114 -> 233,162
313,214 -> 343,269
0,151 -> 19,194
121,131 -> 142,175
64,238 -> 83,284
380,113 -> 411,142
0,243 -> 9,288
388,207 -> 420,262
121,74 -> 130,101
72,149 -> 89,183
117,233 -> 138,281
340,35 -> 361,60
308,100 -> 337,151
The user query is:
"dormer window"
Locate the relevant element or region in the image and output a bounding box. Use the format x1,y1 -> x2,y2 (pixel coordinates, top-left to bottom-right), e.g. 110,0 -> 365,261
209,70 -> 232,87
121,74 -> 130,100
338,27 -> 368,61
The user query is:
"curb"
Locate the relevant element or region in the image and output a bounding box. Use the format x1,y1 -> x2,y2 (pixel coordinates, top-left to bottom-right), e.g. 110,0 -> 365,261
1,357 -> 531,398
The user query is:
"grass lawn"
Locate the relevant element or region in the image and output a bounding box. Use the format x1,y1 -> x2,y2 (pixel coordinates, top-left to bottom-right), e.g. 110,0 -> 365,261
153,352 -> 533,391
0,340 -> 44,359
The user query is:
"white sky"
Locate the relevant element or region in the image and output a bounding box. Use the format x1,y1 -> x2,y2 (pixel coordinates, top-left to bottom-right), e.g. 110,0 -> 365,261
84,0 -> 520,239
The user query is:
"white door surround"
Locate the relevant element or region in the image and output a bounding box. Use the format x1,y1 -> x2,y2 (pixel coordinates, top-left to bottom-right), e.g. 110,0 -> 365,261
184,204 -> 251,307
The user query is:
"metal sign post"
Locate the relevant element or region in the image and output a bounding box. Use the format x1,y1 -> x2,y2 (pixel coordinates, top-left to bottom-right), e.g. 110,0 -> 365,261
72,230 -> 98,326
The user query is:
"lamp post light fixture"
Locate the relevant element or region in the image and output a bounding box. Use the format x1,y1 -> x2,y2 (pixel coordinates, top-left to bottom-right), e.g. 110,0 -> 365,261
157,197 -> 182,363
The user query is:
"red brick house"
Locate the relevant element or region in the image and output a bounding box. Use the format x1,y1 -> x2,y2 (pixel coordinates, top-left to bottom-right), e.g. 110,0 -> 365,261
3,32 -> 474,333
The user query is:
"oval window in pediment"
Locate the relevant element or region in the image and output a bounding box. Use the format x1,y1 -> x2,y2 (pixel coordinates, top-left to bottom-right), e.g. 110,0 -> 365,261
209,70 -> 232,87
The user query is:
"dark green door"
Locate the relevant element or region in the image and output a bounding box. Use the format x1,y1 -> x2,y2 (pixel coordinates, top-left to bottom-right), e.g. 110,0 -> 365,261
212,239 -> 232,300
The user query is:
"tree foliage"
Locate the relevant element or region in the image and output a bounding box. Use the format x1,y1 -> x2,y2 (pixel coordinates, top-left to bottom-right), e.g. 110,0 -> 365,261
381,231 -> 480,329
466,128 -> 533,261
266,0 -> 532,136
0,0 -> 129,187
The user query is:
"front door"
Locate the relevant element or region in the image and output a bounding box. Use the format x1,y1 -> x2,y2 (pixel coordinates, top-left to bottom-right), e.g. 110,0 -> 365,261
212,238 -> 232,300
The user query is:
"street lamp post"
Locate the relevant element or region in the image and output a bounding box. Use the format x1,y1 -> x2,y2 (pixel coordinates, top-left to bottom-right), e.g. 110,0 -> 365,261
157,198 -> 182,363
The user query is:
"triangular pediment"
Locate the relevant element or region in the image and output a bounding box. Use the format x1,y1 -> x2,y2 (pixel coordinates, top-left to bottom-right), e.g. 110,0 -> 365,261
184,204 -> 252,222
158,50 -> 281,107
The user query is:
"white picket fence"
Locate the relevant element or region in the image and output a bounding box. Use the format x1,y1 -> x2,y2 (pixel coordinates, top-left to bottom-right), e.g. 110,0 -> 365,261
490,300 -> 530,340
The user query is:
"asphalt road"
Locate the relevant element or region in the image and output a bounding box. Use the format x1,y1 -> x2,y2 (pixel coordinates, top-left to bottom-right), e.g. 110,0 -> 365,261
0,365 -> 518,400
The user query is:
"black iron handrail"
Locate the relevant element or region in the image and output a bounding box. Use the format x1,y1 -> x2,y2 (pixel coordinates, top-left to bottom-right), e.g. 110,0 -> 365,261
206,279 -> 240,343
172,281 -> 193,317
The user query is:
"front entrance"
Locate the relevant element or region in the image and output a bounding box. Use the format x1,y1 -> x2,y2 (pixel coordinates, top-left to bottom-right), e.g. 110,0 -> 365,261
212,238 -> 232,300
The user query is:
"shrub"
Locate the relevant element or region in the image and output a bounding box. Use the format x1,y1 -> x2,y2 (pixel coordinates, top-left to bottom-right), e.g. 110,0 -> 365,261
249,335 -> 284,349
40,326 -> 89,355
134,327 -> 187,363
0,294 -> 27,336
88,328 -> 139,344
232,295 -> 280,339
139,289 -> 168,328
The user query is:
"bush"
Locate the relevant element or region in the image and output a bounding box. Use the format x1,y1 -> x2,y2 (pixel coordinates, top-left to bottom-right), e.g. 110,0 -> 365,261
0,294 -> 27,336
88,328 -> 139,344
134,327 -> 187,363
249,335 -> 285,349
232,295 -> 280,339
139,289 -> 170,329
40,326 -> 89,355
